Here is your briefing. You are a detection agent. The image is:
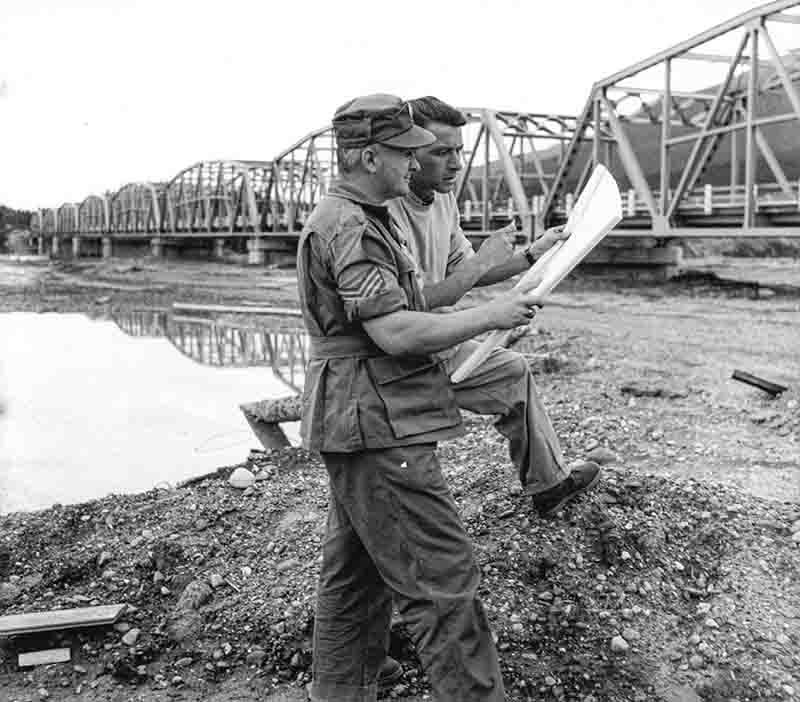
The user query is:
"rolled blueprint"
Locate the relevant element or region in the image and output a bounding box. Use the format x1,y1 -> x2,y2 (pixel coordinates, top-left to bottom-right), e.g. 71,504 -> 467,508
450,165 -> 622,384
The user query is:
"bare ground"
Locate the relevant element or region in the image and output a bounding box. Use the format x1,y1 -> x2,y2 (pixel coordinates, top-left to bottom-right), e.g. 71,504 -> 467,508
1,256 -> 798,702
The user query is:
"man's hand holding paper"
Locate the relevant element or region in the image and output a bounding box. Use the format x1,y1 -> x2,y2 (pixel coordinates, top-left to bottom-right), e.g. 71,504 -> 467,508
528,225 -> 570,260
485,289 -> 544,329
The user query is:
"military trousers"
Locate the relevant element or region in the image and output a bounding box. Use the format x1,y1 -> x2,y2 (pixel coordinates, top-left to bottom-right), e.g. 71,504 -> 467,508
447,340 -> 569,495
311,444 -> 505,702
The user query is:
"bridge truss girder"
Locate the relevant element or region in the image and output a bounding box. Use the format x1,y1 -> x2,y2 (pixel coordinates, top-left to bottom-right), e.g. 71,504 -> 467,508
163,160 -> 272,235
30,210 -> 43,234
79,194 -> 110,234
454,108 -> 601,240
264,128 -> 337,234
43,208 -> 58,235
56,203 -> 80,234
542,0 -> 800,237
110,183 -> 164,234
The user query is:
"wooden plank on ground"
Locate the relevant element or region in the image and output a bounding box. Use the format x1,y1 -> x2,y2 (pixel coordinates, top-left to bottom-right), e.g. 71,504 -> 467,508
240,396 -> 303,423
18,648 -> 72,667
0,604 -> 127,637
241,412 -> 292,450
240,396 -> 301,450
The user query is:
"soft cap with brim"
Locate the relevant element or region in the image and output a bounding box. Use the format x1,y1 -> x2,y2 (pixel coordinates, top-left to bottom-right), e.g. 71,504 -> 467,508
333,94 -> 436,149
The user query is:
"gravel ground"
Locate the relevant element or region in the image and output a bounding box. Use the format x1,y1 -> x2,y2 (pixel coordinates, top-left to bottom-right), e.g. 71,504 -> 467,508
1,257 -> 798,701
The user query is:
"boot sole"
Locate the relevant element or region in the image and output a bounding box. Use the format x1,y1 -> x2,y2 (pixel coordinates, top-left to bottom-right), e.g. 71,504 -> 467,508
308,665 -> 403,700
378,665 -> 404,691
538,470 -> 601,516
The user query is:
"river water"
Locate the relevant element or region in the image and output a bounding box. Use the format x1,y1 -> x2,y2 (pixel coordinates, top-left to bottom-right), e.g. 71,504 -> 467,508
0,309 -> 308,513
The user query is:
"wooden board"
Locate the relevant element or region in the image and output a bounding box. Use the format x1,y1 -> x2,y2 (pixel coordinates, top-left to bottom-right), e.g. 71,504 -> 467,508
241,412 -> 292,450
18,648 -> 72,667
240,397 -> 301,450
240,396 -> 303,423
0,604 -> 127,637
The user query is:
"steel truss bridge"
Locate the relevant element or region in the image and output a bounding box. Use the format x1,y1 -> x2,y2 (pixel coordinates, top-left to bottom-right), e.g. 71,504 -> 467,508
30,1 -> 800,268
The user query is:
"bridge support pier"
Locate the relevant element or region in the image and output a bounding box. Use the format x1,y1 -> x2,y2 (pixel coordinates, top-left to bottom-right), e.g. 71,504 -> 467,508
247,237 -> 265,265
102,237 -> 113,259
51,236 -> 60,257
584,242 -> 684,280
150,237 -> 163,258
37,237 -> 45,256
72,236 -> 81,259
213,238 -> 225,260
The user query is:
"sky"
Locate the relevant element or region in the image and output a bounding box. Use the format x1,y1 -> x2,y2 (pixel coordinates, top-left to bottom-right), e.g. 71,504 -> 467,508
0,0 -> 783,210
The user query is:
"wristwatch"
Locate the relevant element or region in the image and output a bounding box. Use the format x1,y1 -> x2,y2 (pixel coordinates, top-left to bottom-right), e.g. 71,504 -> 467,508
524,244 -> 537,266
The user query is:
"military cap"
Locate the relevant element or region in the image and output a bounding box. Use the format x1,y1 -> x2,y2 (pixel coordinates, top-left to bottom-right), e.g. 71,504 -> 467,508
332,94 -> 436,149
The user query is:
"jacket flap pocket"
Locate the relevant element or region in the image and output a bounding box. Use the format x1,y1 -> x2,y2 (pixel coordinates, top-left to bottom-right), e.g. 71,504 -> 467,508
371,357 -> 437,385
367,357 -> 461,439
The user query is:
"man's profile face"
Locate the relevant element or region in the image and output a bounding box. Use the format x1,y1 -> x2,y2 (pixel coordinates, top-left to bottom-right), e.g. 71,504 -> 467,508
411,122 -> 464,195
373,145 -> 419,199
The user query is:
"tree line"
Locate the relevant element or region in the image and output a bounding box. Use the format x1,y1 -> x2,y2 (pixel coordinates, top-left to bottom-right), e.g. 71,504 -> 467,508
0,205 -> 32,231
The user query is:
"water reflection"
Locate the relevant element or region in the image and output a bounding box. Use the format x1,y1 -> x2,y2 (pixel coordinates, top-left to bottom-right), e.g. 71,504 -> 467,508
0,309 -> 309,513
111,308 -> 308,392
113,307 -> 169,338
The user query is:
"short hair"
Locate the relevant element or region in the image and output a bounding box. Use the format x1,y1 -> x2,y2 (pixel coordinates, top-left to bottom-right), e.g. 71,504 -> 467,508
409,96 -> 467,129
336,145 -> 364,174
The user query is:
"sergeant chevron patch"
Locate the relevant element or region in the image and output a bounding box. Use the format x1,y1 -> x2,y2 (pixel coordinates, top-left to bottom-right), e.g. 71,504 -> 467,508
340,265 -> 386,300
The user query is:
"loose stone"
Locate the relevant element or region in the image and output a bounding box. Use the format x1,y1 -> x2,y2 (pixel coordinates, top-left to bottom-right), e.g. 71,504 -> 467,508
121,628 -> 140,646
610,635 -> 629,653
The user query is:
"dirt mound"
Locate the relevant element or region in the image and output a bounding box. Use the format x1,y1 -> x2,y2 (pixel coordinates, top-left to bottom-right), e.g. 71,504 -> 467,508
2,421 -> 798,701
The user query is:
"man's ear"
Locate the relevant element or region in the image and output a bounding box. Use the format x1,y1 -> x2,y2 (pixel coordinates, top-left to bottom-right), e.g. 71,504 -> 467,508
362,146 -> 379,174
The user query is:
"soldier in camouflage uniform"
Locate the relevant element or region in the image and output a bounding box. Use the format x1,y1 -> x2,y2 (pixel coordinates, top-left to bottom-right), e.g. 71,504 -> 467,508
298,94 -> 544,702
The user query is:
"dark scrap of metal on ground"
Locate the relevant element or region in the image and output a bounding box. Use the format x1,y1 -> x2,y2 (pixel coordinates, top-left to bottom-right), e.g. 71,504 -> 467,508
731,368 -> 790,394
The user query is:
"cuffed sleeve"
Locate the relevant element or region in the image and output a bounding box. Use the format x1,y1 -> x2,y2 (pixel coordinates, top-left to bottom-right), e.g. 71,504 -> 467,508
348,285 -> 409,321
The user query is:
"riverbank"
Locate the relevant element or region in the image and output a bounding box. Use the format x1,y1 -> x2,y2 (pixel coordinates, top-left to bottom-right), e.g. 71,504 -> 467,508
1,258 -> 799,701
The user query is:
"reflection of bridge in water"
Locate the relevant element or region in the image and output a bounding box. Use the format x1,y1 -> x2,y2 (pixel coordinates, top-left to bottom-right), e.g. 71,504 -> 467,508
112,307 -> 170,337
111,308 -> 308,392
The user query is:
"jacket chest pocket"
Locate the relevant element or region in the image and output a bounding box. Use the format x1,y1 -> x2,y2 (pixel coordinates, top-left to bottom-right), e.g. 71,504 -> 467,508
367,356 -> 461,439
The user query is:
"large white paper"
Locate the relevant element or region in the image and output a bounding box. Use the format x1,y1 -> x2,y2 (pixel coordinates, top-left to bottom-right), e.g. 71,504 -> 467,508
450,165 -> 622,384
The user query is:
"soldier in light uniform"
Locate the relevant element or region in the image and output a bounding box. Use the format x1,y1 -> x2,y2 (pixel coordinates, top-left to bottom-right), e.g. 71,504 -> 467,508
298,94 -> 544,701
388,96 -> 601,516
